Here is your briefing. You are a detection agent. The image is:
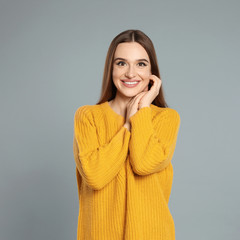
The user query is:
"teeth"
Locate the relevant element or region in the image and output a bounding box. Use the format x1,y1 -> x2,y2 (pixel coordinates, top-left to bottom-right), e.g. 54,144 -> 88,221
123,81 -> 138,85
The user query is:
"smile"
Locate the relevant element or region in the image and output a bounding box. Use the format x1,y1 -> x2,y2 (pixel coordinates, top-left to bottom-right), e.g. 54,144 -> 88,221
121,80 -> 140,88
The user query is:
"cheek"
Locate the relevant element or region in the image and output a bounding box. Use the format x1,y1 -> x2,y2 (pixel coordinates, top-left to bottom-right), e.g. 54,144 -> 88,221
139,70 -> 151,80
112,67 -> 122,78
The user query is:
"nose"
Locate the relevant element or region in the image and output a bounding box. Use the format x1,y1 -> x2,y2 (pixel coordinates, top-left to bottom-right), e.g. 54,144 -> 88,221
125,65 -> 136,78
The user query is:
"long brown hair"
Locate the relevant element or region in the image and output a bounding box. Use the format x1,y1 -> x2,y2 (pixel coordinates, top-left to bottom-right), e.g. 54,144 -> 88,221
96,29 -> 168,108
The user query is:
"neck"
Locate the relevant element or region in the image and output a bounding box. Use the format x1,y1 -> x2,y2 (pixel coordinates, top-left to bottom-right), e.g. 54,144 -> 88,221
109,92 -> 133,117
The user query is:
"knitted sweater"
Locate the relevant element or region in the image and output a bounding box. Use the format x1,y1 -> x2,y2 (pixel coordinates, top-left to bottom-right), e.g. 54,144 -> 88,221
73,100 -> 181,240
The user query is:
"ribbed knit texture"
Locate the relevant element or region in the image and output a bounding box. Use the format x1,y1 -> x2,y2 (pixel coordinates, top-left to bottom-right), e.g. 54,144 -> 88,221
73,101 -> 181,240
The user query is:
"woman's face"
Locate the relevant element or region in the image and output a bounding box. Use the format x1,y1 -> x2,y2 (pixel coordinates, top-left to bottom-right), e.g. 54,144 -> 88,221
112,42 -> 152,98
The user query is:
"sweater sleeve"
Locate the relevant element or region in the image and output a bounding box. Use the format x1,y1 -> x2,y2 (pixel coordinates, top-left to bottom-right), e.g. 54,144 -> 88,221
73,106 -> 131,190
129,106 -> 180,175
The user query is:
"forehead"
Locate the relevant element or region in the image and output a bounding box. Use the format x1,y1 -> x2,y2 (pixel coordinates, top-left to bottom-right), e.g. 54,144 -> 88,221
114,42 -> 149,60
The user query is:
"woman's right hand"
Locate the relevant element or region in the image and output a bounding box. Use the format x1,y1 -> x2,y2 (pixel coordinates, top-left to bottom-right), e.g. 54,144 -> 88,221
125,91 -> 148,125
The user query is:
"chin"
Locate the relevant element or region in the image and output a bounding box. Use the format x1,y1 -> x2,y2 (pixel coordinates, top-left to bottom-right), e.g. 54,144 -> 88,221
120,90 -> 142,99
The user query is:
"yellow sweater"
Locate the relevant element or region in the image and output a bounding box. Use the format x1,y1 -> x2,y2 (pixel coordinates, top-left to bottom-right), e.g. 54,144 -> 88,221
73,101 -> 181,240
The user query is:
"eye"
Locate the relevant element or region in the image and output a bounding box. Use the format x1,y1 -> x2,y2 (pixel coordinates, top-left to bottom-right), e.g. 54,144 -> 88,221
138,62 -> 147,67
116,61 -> 126,66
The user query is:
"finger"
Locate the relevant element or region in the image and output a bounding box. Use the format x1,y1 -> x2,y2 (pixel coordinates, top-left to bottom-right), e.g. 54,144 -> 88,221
135,92 -> 146,99
151,75 -> 162,87
129,92 -> 146,106
131,92 -> 146,100
133,92 -> 146,103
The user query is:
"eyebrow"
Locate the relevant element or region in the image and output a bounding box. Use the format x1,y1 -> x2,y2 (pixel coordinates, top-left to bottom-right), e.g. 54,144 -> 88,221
113,57 -> 149,63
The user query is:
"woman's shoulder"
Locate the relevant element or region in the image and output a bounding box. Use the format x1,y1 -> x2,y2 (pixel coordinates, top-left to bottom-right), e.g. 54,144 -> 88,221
74,104 -> 102,121
150,104 -> 180,121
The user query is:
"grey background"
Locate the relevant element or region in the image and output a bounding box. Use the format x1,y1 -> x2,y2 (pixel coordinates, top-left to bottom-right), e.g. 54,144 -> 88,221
1,0 -> 239,239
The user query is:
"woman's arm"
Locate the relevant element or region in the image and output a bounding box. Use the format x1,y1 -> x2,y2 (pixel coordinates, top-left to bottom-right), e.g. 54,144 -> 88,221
73,106 -> 131,190
128,107 -> 181,175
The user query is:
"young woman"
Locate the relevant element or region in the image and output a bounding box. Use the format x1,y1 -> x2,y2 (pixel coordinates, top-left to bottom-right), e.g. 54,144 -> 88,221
73,29 -> 181,240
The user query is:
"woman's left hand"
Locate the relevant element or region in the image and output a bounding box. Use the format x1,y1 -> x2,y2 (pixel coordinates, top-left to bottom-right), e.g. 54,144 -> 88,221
125,75 -> 162,124
137,74 -> 162,109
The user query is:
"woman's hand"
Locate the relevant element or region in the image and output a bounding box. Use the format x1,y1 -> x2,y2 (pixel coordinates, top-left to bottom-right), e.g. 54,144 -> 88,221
125,91 -> 147,126
124,75 -> 162,127
138,74 -> 162,109
123,91 -> 146,131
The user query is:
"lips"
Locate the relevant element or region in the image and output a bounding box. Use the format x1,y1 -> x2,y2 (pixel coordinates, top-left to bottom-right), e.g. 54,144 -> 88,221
121,80 -> 140,88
